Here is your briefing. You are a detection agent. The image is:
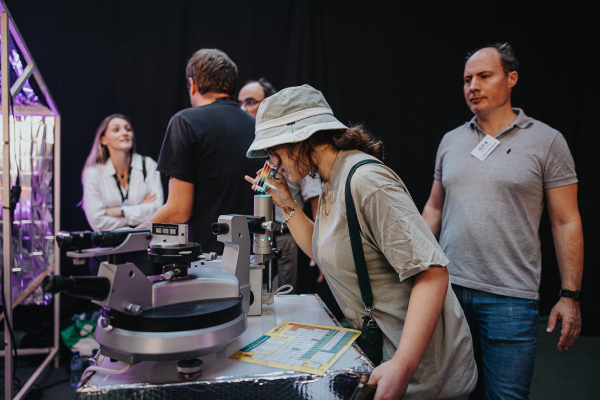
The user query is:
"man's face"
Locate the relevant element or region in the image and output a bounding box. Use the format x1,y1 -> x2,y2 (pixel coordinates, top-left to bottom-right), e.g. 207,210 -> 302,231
463,48 -> 518,118
238,82 -> 265,118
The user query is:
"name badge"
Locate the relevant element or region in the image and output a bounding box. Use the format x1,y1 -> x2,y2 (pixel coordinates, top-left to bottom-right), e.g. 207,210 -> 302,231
470,134 -> 500,161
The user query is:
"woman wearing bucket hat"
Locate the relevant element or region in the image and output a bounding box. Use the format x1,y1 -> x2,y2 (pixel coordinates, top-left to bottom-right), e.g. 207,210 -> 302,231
245,85 -> 476,400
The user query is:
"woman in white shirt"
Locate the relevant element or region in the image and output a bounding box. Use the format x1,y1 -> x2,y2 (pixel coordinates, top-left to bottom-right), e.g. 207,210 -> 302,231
81,114 -> 163,231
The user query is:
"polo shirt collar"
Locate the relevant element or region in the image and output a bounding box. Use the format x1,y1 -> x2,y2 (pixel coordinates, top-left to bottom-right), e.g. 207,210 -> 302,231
469,108 -> 533,136
510,108 -> 533,128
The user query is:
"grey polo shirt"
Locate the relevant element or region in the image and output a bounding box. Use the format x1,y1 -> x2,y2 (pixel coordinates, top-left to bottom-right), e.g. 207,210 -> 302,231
314,150 -> 477,399
434,108 -> 577,300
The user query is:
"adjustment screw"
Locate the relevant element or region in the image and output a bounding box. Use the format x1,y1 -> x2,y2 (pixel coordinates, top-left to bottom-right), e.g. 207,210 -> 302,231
125,303 -> 143,315
100,316 -> 110,328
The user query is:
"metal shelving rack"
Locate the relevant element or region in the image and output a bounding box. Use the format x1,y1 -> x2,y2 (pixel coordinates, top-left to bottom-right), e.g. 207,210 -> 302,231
1,1 -> 61,399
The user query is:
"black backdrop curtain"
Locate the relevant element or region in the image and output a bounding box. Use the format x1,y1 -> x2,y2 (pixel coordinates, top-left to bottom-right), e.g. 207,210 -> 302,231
8,0 -> 598,334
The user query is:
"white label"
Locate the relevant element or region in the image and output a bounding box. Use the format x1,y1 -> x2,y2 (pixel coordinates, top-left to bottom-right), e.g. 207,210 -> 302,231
470,134 -> 501,161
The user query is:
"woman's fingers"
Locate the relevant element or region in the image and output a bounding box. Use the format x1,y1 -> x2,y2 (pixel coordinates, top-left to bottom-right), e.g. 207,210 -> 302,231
245,175 -> 258,190
265,178 -> 285,194
263,178 -> 296,210
246,174 -> 295,209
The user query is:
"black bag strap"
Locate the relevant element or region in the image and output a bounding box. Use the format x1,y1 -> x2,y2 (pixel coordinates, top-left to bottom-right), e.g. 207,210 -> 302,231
142,155 -> 147,181
345,159 -> 384,310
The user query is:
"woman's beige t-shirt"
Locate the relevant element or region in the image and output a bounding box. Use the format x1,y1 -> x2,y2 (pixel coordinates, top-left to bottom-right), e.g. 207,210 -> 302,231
313,150 -> 477,399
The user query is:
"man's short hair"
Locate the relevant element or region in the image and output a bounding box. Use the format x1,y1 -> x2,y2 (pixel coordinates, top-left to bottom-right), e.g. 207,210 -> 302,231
186,49 -> 238,97
257,78 -> 277,98
466,43 -> 519,75
244,77 -> 277,98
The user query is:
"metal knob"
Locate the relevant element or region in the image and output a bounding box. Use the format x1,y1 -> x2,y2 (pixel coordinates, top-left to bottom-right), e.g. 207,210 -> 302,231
99,316 -> 113,330
199,252 -> 217,261
164,269 -> 180,280
261,221 -> 276,231
124,303 -> 143,315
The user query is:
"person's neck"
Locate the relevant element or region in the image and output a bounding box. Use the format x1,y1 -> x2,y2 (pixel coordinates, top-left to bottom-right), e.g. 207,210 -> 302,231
317,146 -> 340,183
476,104 -> 518,137
109,150 -> 131,176
193,92 -> 230,107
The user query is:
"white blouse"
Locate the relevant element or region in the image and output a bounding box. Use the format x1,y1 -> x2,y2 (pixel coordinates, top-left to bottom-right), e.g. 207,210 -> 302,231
82,153 -> 164,231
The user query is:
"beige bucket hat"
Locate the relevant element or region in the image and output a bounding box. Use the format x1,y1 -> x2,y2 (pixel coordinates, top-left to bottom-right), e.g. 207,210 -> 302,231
246,84 -> 348,158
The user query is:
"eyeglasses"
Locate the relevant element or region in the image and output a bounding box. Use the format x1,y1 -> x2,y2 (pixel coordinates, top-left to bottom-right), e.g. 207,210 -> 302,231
238,97 -> 264,108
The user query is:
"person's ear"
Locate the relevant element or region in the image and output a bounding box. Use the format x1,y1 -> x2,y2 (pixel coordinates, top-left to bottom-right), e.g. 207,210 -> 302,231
100,135 -> 107,146
508,71 -> 518,90
188,77 -> 197,95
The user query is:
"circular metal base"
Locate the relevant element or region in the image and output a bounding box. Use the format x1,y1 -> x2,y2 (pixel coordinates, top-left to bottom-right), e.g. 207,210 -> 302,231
103,296 -> 244,333
96,311 -> 247,364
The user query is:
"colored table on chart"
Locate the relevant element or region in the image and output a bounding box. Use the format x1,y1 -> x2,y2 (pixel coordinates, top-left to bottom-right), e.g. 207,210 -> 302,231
229,320 -> 361,375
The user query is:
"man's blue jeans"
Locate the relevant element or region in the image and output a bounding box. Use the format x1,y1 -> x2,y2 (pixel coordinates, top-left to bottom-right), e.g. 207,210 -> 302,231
452,285 -> 539,400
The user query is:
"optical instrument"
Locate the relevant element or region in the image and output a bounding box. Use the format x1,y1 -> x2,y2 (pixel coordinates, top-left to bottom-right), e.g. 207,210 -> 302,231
44,195 -> 281,379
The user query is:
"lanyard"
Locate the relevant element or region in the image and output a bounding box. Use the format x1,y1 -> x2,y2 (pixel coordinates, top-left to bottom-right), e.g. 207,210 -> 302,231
112,162 -> 132,203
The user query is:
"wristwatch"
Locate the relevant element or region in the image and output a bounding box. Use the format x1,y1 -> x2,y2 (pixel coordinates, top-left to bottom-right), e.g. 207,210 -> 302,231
559,289 -> 584,302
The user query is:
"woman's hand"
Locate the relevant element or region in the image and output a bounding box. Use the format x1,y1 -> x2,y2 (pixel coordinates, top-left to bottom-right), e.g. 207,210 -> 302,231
368,359 -> 411,400
245,168 -> 316,260
244,170 -> 295,212
141,192 -> 157,204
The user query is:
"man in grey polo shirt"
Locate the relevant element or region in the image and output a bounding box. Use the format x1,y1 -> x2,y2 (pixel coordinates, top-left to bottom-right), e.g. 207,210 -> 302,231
423,43 -> 584,399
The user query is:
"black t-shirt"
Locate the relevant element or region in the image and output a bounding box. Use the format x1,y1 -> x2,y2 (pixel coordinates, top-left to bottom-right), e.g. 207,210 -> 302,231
157,97 -> 263,253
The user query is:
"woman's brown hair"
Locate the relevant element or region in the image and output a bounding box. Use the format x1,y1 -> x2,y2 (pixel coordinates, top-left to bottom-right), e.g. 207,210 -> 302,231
270,124 -> 384,179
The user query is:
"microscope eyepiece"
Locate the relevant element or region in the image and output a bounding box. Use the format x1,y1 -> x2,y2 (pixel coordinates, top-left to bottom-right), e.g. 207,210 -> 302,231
211,222 -> 229,235
42,274 -> 111,301
56,230 -> 93,251
56,229 -> 151,251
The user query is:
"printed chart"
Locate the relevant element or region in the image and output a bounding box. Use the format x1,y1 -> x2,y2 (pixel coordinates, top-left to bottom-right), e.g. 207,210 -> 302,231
229,320 -> 361,375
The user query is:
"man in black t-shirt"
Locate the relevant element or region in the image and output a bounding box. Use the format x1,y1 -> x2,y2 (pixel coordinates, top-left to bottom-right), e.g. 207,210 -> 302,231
148,49 -> 262,253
